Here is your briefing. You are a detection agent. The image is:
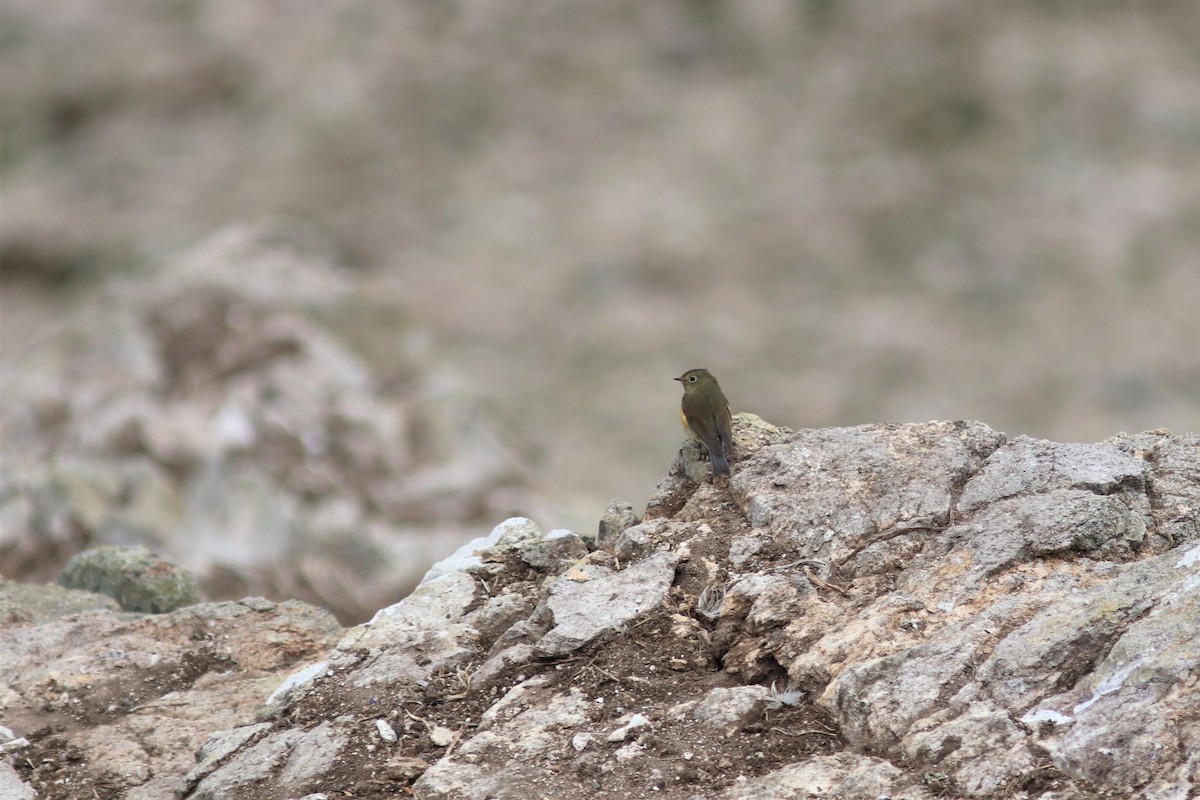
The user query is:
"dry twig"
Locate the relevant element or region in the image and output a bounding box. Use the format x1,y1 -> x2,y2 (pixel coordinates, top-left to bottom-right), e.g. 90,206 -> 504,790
803,566 -> 850,596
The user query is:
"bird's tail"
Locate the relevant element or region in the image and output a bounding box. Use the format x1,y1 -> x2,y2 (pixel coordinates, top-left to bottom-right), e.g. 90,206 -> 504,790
709,446 -> 730,477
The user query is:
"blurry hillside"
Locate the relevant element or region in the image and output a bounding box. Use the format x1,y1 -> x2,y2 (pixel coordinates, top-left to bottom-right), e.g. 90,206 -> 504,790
2,1 -> 1198,537
0,226 -> 538,622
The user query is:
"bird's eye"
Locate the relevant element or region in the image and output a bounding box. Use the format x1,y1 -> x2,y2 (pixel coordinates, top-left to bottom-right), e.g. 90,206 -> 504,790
688,375 -> 697,382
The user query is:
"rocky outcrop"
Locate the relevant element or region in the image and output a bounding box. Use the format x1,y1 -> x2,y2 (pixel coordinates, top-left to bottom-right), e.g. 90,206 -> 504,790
0,590 -> 340,800
2,419 -> 1196,799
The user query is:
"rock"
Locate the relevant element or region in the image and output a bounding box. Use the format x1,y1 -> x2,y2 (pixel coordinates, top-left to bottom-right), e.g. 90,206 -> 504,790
899,489 -> 1146,602
0,578 -> 120,623
0,728 -> 30,757
185,727 -> 316,800
375,719 -> 397,743
0,763 -> 35,800
728,753 -> 917,800
727,532 -> 763,566
176,723 -> 272,799
1,595 -> 340,800
262,661 -> 328,711
610,519 -> 668,560
274,721 -> 348,792
463,588 -> 536,644
472,642 -> 537,688
736,421 -> 1007,567
385,756 -> 430,781
1016,542 -> 1200,791
518,528 -> 589,572
610,517 -> 704,562
1110,430 -> 1200,547
723,574 -> 813,633
605,712 -> 651,742
57,544 -> 201,613
412,677 -> 595,798
4,423 -> 1197,800
956,435 -> 1146,511
334,571 -> 480,690
677,438 -> 714,484
597,498 -> 640,544
420,516 -> 541,584
428,724 -> 456,747
669,686 -> 768,734
534,549 -> 679,657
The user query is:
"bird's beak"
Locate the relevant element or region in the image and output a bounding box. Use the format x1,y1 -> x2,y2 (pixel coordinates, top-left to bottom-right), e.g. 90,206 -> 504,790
674,377 -> 683,382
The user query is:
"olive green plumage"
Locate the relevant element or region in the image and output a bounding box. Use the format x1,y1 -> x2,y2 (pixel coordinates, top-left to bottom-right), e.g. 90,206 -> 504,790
675,368 -> 733,477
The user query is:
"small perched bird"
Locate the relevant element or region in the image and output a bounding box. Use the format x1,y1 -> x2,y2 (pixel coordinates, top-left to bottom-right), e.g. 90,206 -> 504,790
675,368 -> 733,477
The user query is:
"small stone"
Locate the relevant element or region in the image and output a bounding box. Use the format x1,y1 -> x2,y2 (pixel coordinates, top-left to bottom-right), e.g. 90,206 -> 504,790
614,742 -> 645,762
385,756 -> 429,781
375,719 -> 397,743
572,732 -> 595,751
429,725 -> 456,747
519,529 -> 589,572
671,686 -> 768,734
597,499 -> 640,544
678,439 -> 713,484
0,737 -> 29,755
239,596 -> 276,612
728,534 -> 763,567
606,713 -> 651,742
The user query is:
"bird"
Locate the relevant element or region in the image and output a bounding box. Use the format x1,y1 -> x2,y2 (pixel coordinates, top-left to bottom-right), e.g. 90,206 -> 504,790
675,368 -> 733,477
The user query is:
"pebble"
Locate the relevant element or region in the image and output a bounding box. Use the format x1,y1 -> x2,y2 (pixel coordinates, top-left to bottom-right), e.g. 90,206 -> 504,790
375,719 -> 397,743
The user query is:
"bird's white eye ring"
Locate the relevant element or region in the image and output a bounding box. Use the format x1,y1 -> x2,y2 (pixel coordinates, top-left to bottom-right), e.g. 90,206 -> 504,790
689,375 -> 697,382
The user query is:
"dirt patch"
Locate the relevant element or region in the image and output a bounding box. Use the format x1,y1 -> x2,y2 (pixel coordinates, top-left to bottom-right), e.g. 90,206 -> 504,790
183,613 -> 845,800
19,739 -> 123,800
14,649 -> 234,800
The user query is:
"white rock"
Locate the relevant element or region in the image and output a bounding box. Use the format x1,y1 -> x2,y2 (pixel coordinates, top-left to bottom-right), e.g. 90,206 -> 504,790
606,713 -> 651,742
430,725 -> 456,747
375,719 -> 397,743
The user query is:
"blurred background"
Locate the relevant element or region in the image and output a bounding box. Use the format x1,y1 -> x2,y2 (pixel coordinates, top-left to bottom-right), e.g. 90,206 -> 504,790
2,1 -> 1198,621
